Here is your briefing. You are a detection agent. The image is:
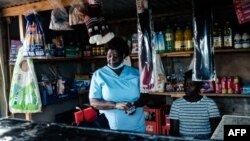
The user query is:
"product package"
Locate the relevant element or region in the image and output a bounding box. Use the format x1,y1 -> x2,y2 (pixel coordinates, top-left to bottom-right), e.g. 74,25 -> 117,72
69,0 -> 85,26
233,0 -> 250,24
137,0 -> 154,93
49,0 -> 73,30
9,47 -> 42,113
23,10 -> 46,57
192,0 -> 216,81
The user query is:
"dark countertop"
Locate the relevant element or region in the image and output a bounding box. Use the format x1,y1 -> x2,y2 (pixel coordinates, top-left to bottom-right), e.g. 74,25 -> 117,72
0,117 -> 206,141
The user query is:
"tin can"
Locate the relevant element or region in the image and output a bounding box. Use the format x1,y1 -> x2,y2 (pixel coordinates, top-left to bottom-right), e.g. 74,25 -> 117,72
234,76 -> 240,94
227,76 -> 233,94
215,77 -> 222,94
221,76 -> 227,94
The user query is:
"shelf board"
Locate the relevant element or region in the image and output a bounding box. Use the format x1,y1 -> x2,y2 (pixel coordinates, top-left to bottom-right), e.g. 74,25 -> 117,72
32,56 -> 82,62
148,92 -> 250,98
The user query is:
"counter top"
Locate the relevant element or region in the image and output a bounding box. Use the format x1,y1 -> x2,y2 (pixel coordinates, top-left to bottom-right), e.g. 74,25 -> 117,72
0,117 -> 206,141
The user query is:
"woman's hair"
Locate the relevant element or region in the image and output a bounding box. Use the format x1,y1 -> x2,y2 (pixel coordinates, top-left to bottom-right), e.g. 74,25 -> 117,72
104,37 -> 129,57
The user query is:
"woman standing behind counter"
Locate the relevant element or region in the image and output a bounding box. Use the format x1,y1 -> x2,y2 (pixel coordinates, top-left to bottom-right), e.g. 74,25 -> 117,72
89,37 -> 146,133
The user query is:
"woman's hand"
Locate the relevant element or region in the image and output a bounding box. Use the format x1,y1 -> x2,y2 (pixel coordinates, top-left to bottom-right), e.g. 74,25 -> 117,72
115,102 -> 133,110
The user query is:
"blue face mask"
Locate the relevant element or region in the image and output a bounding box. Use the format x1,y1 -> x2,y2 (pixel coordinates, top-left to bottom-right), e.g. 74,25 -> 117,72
107,63 -> 124,70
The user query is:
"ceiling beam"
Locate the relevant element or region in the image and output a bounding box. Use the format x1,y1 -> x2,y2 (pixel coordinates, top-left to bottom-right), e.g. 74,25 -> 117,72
0,0 -> 72,17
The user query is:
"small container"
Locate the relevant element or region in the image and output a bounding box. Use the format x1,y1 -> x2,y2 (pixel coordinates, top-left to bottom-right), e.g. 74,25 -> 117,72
234,33 -> 242,48
242,32 -> 250,48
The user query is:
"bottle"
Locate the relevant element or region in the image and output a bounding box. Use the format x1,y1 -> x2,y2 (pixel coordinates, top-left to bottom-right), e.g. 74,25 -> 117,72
184,25 -> 193,51
234,33 -> 242,48
164,25 -> 174,52
242,32 -> 250,48
213,22 -> 223,48
223,21 -> 233,48
157,31 -> 165,53
175,26 -> 184,51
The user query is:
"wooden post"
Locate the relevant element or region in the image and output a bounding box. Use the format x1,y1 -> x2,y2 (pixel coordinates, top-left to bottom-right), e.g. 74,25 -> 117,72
18,14 -> 32,121
18,15 -> 25,41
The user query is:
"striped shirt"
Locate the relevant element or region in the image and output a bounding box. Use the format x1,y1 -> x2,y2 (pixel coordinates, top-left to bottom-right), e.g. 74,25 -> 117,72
169,96 -> 220,138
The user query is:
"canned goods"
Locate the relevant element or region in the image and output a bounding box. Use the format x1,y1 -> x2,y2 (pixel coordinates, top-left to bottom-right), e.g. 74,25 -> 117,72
221,76 -> 227,94
227,76 -> 233,94
215,77 -> 222,94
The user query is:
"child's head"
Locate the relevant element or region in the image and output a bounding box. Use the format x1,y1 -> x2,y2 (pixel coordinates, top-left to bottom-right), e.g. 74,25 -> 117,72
184,69 -> 202,93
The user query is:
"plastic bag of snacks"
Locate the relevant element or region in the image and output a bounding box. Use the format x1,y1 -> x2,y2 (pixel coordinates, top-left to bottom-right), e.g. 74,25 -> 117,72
49,0 -> 73,30
9,47 -> 42,113
69,0 -> 85,25
23,9 -> 46,57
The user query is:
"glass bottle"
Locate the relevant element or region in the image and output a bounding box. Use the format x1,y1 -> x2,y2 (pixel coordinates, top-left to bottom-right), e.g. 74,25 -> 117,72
223,21 -> 233,48
213,22 -> 223,48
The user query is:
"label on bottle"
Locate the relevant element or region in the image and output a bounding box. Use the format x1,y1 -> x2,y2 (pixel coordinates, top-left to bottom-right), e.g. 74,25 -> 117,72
224,36 -> 232,47
213,37 -> 222,48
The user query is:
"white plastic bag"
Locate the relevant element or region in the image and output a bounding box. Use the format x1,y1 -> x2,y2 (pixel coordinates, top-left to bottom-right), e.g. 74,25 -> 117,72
9,47 -> 42,113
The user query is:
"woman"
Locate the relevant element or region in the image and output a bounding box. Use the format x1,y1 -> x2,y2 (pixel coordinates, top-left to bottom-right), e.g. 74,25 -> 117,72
89,37 -> 146,133
169,69 -> 221,139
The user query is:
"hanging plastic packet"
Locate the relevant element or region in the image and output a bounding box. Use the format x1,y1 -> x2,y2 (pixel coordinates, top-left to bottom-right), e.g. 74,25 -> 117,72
9,47 -> 42,113
23,9 -> 46,57
137,0 -> 154,93
49,0 -> 73,30
233,0 -> 250,24
69,0 -> 85,26
192,0 -> 216,81
151,53 -> 166,92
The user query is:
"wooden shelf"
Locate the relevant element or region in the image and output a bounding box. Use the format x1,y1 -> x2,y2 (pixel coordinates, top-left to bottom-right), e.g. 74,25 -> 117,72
148,92 -> 250,98
30,48 -> 250,62
32,56 -> 82,62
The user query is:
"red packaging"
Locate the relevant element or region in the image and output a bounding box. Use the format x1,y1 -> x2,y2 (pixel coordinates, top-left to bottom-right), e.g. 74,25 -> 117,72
221,76 -> 227,94
227,76 -> 234,94
215,77 -> 222,94
234,76 -> 241,94
234,0 -> 250,24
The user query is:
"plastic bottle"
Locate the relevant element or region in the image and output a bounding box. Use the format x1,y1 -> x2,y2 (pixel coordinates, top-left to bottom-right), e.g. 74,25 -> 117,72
242,32 -> 250,48
175,26 -> 184,51
234,33 -> 242,48
157,31 -> 165,53
184,25 -> 193,51
164,25 -> 174,52
213,22 -> 223,48
223,21 -> 233,48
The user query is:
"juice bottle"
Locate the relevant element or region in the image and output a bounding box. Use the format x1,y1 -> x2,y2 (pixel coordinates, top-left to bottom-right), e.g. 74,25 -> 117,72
175,26 -> 184,51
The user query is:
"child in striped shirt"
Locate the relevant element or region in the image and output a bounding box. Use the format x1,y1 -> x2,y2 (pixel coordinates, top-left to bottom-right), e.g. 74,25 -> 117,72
169,69 -> 221,140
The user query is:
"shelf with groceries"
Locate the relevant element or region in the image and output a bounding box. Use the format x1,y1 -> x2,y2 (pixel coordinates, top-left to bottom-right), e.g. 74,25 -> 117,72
149,92 -> 250,98
79,47 -> 250,61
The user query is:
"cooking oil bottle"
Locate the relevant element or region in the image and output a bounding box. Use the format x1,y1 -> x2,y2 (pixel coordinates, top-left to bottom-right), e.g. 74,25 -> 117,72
184,25 -> 193,51
223,21 -> 233,48
213,22 -> 223,48
175,26 -> 184,51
